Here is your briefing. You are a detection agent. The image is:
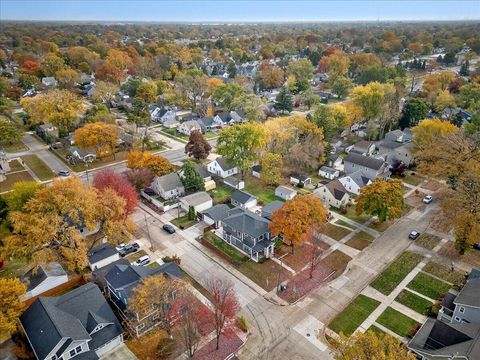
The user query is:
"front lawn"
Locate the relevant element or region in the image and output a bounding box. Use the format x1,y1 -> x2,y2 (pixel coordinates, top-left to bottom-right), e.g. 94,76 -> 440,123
334,219 -> 355,230
21,154 -> 55,181
422,261 -> 465,287
368,220 -> 393,233
397,173 -> 423,186
438,241 -> 480,268
0,171 -> 35,193
328,294 -> 381,336
7,159 -> 24,171
368,325 -> 387,336
376,307 -> 420,337
203,232 -> 247,263
243,176 -> 284,204
395,290 -> 433,315
208,184 -> 234,204
237,259 -> 287,291
332,206 -> 371,224
161,127 -> 189,141
324,223 -> 352,241
416,234 -> 442,250
346,231 -> 375,250
406,272 -> 451,300
125,249 -> 148,264
280,240 -> 331,272
371,251 -> 424,295
51,149 -> 130,172
3,140 -> 28,152
171,215 -> 197,229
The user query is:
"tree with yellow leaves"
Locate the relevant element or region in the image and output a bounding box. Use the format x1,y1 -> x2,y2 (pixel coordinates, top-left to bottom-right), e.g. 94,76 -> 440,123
270,194 -> 327,254
74,122 -> 120,159
128,274 -> 184,336
0,278 -> 26,334
356,179 -> 404,222
412,118 -> 458,151
333,331 -> 415,360
127,150 -> 175,176
261,152 -> 283,186
21,89 -> 84,132
2,177 -> 132,272
55,68 -> 80,89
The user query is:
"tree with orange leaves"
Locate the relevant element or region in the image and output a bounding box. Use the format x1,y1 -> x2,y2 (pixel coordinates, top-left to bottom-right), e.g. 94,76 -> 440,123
269,194 -> 328,254
127,150 -> 175,176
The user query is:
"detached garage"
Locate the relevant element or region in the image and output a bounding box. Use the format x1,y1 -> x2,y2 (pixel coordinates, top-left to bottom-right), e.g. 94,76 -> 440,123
179,192 -> 213,213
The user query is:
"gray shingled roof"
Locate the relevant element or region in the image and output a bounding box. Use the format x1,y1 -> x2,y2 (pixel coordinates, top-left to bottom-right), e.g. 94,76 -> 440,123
155,173 -> 183,192
455,278 -> 480,307
344,152 -> 385,171
215,157 -> 236,171
231,190 -> 256,205
202,204 -> 230,222
346,171 -> 372,187
180,191 -> 212,207
20,283 -> 122,360
324,179 -> 348,201
275,185 -> 297,196
319,166 -> 337,175
222,208 -> 270,239
261,200 -> 284,220
195,163 -> 210,179
21,262 -> 66,292
88,243 -> 118,264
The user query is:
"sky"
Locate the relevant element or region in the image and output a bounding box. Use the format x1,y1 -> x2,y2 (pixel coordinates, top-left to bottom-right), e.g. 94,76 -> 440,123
1,0 -> 479,22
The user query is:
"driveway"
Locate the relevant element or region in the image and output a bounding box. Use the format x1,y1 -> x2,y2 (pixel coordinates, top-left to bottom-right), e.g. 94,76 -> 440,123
100,344 -> 137,360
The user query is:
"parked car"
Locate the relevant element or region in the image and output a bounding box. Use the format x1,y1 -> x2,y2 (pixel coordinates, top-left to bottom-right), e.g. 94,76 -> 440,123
143,188 -> 156,196
133,255 -> 150,266
115,243 -> 126,251
409,231 -> 420,240
58,170 -> 70,177
119,243 -> 140,257
473,243 -> 480,251
423,195 -> 433,204
162,224 -> 176,234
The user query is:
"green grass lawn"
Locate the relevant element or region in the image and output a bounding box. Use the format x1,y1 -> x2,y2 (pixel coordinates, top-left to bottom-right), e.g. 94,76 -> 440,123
416,234 -> 442,250
324,223 -> 352,241
236,259 -> 287,291
209,184 -> 234,204
422,261 -> 465,287
346,231 -> 375,251
171,215 -> 197,229
333,206 -> 371,224
368,325 -> 387,336
0,171 -> 35,193
204,131 -> 219,139
395,290 -> 434,315
3,140 -> 28,152
203,232 -> 247,263
125,250 -> 148,264
7,159 -> 24,171
407,272 -> 452,300
243,176 -> 284,204
160,128 -> 189,142
328,294 -> 381,336
371,251 -> 424,295
21,154 -> 55,181
368,220 -> 393,232
396,173 -> 423,186
376,307 -> 419,337
334,219 -> 355,230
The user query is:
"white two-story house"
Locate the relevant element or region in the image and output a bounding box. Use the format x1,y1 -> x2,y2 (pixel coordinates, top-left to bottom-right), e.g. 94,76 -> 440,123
207,157 -> 238,179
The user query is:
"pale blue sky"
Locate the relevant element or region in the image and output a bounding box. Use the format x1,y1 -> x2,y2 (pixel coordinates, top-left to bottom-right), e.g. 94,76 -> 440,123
1,1 -> 479,22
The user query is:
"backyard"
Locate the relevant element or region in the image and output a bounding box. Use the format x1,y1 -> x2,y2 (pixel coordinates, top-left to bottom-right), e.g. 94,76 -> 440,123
208,184 -> 234,204
243,176 -> 284,204
328,294 -> 381,336
370,251 -> 424,295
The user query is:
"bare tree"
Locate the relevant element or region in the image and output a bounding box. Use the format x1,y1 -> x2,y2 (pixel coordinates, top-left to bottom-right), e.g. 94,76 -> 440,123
205,277 -> 241,350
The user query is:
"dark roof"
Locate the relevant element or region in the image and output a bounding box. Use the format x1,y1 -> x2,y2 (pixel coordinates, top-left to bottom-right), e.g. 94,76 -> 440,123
216,113 -> 232,122
441,289 -> 458,315
455,278 -> 480,307
409,318 -> 480,359
222,208 -> 270,239
198,117 -> 215,127
347,171 -> 372,187
195,163 -> 210,179
261,200 -> 284,220
20,283 -> 122,360
231,190 -> 256,205
319,166 -> 337,175
215,157 -> 236,171
344,152 -> 385,171
324,179 -> 348,201
468,268 -> 480,281
290,173 -> 311,182
21,263 -> 66,292
91,258 -> 130,286
252,164 -> 262,173
105,263 -> 182,309
202,204 -> 230,222
353,140 -> 374,151
88,243 -> 118,264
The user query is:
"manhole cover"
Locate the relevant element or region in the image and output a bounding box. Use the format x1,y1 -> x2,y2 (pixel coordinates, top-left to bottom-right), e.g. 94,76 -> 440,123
306,333 -> 310,337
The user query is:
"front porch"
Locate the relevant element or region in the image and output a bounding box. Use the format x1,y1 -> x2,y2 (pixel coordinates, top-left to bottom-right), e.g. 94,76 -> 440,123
216,228 -> 275,263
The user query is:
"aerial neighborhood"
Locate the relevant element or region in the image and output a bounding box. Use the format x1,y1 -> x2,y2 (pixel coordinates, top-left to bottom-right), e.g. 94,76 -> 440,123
1,4 -> 480,360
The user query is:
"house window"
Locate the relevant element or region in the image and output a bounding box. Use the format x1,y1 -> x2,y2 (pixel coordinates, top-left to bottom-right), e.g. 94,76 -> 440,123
51,356 -> 57,360
75,346 -> 82,353
459,306 -> 465,313
455,316 -> 461,322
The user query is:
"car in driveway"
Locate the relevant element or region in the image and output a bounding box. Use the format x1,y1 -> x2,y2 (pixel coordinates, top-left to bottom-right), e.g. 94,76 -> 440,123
423,195 -> 433,204
119,243 -> 140,257
143,188 -> 156,196
58,170 -> 70,177
473,243 -> 480,251
133,255 -> 150,266
162,224 -> 176,234
409,231 -> 420,240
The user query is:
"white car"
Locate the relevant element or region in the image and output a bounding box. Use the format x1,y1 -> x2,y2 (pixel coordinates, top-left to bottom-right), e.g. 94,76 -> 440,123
115,243 -> 126,251
423,195 -> 433,204
133,255 -> 150,266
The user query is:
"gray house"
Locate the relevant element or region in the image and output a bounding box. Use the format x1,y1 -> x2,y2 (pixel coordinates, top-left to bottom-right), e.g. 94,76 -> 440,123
105,263 -> 182,337
20,283 -> 124,360
343,152 -> 390,180
230,190 -> 257,210
409,269 -> 480,360
221,208 -> 276,262
152,173 -> 185,200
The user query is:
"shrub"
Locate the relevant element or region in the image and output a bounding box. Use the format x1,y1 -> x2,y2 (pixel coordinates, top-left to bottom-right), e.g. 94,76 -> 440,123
274,238 -> 283,249
407,323 -> 421,339
157,337 -> 175,359
162,255 -> 181,264
297,182 -> 304,188
258,256 -> 267,264
429,301 -> 441,317
340,207 -> 347,214
236,315 -> 249,332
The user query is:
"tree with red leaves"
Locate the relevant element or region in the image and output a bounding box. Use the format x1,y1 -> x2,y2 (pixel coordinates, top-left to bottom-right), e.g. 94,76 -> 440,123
205,277 -> 240,350
93,169 -> 138,216
21,60 -> 41,75
173,291 -> 212,358
185,130 -> 212,160
123,168 -> 155,192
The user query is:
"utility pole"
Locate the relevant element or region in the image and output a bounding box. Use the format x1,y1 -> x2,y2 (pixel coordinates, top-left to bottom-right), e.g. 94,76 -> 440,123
143,212 -> 153,251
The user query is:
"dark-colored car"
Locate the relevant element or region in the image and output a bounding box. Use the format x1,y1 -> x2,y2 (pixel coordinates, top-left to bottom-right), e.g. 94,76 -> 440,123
162,224 -> 176,234
409,231 -> 420,240
119,243 -> 140,257
473,243 -> 480,251
143,188 -> 156,196
58,170 -> 70,177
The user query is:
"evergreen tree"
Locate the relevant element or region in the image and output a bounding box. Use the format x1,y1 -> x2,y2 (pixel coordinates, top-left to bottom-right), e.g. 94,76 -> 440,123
181,161 -> 205,192
275,87 -> 293,113
188,206 -> 195,221
459,60 -> 470,76
399,98 -> 430,128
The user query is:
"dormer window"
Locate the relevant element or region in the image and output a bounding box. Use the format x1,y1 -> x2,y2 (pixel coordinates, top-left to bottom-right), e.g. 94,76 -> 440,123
459,306 -> 465,313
